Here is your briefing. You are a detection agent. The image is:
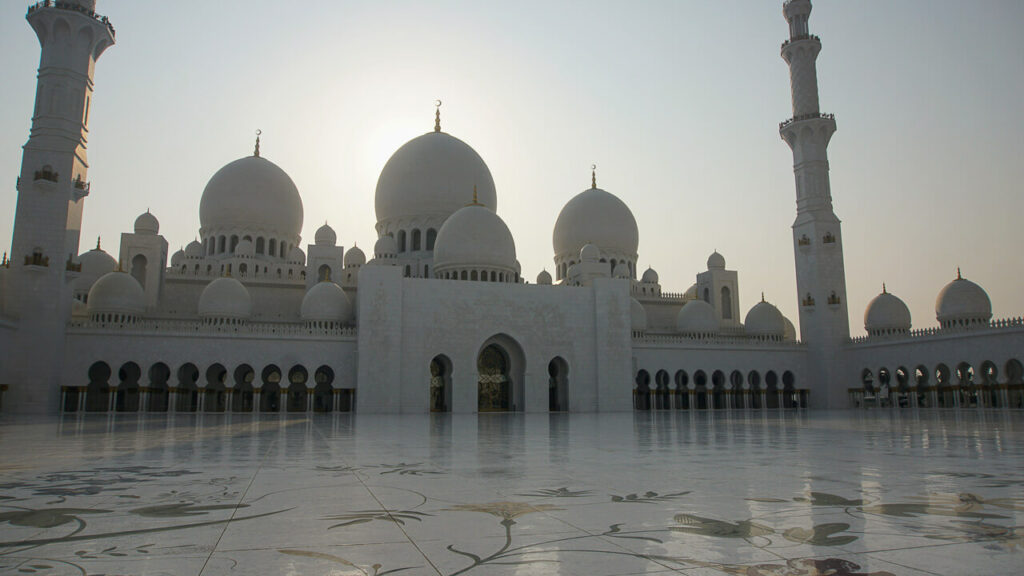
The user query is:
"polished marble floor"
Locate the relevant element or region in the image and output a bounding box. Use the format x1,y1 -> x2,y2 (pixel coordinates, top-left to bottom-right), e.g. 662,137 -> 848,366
0,410 -> 1021,575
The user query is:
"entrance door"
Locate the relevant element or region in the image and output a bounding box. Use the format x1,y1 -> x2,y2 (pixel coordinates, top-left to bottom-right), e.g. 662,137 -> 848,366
478,345 -> 511,412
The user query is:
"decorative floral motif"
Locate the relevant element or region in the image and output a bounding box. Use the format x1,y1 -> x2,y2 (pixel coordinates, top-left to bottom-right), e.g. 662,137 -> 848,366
610,490 -> 690,503
326,509 -> 431,528
445,501 -> 560,524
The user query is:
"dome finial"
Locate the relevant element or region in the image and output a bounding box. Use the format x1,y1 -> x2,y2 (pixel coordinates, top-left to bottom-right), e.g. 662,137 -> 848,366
591,164 -> 597,189
467,184 -> 482,206
761,291 -> 765,303
434,100 -> 442,132
96,236 -> 101,250
254,129 -> 262,157
957,266 -> 962,280
882,282 -> 887,294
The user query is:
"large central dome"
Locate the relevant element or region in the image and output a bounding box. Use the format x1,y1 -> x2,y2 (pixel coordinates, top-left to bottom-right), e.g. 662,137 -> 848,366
375,131 -> 497,227
199,155 -> 304,241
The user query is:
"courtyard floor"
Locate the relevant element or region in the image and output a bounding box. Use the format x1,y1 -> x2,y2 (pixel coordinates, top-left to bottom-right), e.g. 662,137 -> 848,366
0,410 -> 1021,575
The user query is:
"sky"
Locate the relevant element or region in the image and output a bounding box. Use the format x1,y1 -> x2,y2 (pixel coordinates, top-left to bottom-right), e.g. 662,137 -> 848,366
1,0 -> 1022,336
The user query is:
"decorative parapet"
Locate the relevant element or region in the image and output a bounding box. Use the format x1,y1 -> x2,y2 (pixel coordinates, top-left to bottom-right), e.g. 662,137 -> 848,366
802,293 -> 815,307
24,251 -> 49,267
822,232 -> 836,244
633,333 -> 804,348
65,255 -> 81,272
827,291 -> 841,306
28,1 -> 116,38
34,167 -> 58,183
850,316 -> 1024,344
68,317 -> 358,339
781,34 -> 820,50
797,234 -> 811,247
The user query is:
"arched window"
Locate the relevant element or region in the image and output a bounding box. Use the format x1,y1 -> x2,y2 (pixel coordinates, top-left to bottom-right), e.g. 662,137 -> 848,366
230,235 -> 239,253
721,286 -> 733,319
397,230 -> 407,253
424,264 -> 430,278
256,237 -> 265,254
404,265 -> 411,277
460,270 -> 467,280
426,229 -> 437,250
269,239 -> 277,257
471,270 -> 478,281
703,288 -> 710,303
318,264 -> 330,281
131,254 -> 148,289
218,236 -> 226,253
412,229 -> 421,251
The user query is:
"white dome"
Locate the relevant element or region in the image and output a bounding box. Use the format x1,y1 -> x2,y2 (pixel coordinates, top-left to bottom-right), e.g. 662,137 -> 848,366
783,316 -> 797,342
301,281 -> 353,323
235,239 -> 255,258
553,187 -> 638,262
707,251 -> 725,270
641,267 -> 659,284
170,248 -> 186,267
344,245 -> 366,268
580,243 -> 600,262
87,272 -> 145,318
315,223 -> 337,246
185,240 -> 204,258
373,235 -> 398,260
745,300 -> 785,338
78,247 -> 117,278
630,298 -> 647,332
134,211 -> 159,235
676,299 -> 718,335
865,288 -> 912,334
375,131 -> 497,226
536,269 -> 552,285
199,155 -> 304,241
433,204 -> 517,274
683,283 -> 698,300
198,277 -> 252,320
288,246 -> 306,265
936,273 -> 992,327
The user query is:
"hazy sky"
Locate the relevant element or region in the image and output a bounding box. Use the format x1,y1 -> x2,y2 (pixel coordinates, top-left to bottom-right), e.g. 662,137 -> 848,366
1,0 -> 1022,336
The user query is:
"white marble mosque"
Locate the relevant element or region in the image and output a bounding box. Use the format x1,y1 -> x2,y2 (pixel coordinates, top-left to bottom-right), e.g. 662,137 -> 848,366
1,0 -> 1023,418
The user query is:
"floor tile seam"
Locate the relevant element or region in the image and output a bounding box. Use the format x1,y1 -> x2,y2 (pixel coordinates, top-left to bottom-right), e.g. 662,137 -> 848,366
196,436 -> 277,576
308,418 -> 443,575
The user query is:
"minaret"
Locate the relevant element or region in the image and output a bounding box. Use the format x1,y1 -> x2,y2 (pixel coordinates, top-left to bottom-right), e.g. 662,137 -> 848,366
778,0 -> 850,407
3,1 -> 115,412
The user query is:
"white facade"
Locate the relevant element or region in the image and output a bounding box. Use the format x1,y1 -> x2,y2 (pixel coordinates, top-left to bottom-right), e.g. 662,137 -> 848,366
1,0 -> 1022,415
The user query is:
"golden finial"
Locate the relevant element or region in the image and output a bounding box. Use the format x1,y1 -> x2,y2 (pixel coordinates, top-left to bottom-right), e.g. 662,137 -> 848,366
254,129 -> 262,157
956,266 -> 962,280
761,292 -> 765,302
467,184 -> 483,207
882,282 -> 887,294
96,236 -> 101,250
591,164 -> 597,189
434,100 -> 442,132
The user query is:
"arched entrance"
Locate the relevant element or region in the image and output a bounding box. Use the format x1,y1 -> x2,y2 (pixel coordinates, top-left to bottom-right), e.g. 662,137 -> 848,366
313,366 -> 334,412
86,362 -> 111,412
116,362 -> 141,412
287,365 -> 308,412
148,363 -> 171,412
634,369 -> 651,410
261,365 -> 282,412
430,355 -> 453,412
655,370 -> 670,410
233,364 -> 255,412
478,345 -> 512,412
205,364 -> 227,412
548,357 -> 568,412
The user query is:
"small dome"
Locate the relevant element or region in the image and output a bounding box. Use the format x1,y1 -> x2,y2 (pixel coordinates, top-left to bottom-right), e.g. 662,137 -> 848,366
375,131 -> 497,226
553,187 -> 639,264
373,235 -> 398,260
536,269 -> 552,285
745,299 -> 785,338
677,299 -> 718,335
580,243 -> 600,263
235,239 -> 255,258
936,273 -> 992,327
707,251 -> 725,270
301,281 -> 353,323
683,283 -> 698,301
315,223 -> 337,247
288,246 -> 306,265
170,248 -> 186,268
613,262 -> 630,278
185,240 -> 204,258
199,155 -> 304,241
641,267 -> 659,284
344,245 -> 366,268
78,246 -> 117,278
783,316 -> 797,342
87,272 -> 145,318
198,277 -> 252,320
865,288 -> 912,334
134,211 -> 159,235
630,298 -> 647,332
433,204 -> 517,275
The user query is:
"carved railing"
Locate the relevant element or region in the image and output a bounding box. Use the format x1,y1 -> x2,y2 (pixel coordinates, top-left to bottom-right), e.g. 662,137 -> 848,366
779,112 -> 835,131
781,34 -> 820,50
850,316 -> 1024,343
68,317 -> 358,339
634,333 -> 803,348
28,1 -> 116,38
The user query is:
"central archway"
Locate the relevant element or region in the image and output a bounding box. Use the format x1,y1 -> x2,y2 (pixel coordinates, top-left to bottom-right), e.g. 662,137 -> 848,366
548,357 -> 569,412
430,355 -> 452,413
477,335 -> 525,412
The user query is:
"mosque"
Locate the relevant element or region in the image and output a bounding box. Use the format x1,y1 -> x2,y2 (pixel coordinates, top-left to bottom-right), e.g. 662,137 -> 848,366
1,0 -> 1022,415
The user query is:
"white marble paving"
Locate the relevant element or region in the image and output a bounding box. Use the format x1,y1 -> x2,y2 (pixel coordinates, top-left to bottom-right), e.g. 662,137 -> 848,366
0,410 -> 1022,575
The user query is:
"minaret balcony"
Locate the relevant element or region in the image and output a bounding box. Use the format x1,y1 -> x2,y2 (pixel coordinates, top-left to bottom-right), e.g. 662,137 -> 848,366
781,34 -> 820,50
27,1 -> 116,39
779,112 -> 834,131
